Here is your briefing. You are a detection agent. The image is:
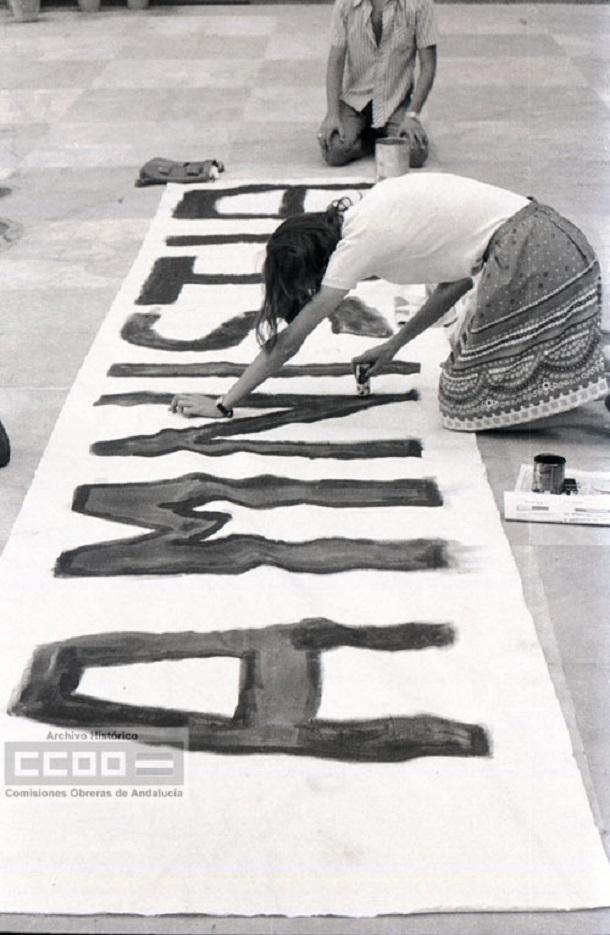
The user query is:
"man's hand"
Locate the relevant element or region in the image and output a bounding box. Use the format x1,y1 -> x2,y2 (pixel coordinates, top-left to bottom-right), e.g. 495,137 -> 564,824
318,113 -> 345,151
169,394 -> 224,418
352,341 -> 397,378
398,114 -> 427,149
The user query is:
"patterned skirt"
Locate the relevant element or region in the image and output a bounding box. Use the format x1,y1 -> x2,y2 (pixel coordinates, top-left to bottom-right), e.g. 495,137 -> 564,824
438,201 -> 608,431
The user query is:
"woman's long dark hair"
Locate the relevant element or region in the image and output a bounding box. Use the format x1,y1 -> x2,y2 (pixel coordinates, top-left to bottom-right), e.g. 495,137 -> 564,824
255,199 -> 350,346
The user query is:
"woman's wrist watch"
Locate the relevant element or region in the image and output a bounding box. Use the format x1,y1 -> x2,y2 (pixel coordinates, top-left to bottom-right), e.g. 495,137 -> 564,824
406,110 -> 421,120
215,397 -> 234,418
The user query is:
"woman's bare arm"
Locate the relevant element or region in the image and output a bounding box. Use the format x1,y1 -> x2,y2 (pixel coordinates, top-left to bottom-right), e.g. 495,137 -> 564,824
352,278 -> 473,376
171,285 -> 347,418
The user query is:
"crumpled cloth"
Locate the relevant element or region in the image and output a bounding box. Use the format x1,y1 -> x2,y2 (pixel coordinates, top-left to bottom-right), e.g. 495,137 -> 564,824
135,158 -> 225,187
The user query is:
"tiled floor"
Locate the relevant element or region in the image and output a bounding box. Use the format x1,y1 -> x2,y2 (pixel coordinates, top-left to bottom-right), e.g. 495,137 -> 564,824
0,3 -> 609,933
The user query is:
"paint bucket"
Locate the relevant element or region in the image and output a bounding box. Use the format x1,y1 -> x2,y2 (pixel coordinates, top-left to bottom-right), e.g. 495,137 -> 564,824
8,0 -> 40,21
375,137 -> 410,181
532,453 -> 566,494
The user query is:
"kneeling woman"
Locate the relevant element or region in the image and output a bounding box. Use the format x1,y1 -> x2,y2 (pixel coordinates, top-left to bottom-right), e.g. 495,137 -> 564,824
171,173 -> 607,431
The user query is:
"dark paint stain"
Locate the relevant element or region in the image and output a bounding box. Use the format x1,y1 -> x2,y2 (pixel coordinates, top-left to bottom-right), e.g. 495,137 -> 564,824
55,472 -> 444,577
330,296 -> 393,338
172,182 -> 371,221
136,256 -> 261,305
0,217 -> 23,251
91,391 -> 419,458
107,360 -> 420,379
95,437 -> 422,461
166,233 -> 270,247
9,619 -> 490,762
121,310 -> 256,352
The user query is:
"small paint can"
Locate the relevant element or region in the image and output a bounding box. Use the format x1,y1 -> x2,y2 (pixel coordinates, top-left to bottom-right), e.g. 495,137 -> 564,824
532,453 -> 566,494
355,363 -> 371,396
375,137 -> 411,181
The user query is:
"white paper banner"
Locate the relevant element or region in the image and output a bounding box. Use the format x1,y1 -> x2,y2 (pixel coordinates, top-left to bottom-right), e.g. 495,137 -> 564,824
1,179 -> 609,916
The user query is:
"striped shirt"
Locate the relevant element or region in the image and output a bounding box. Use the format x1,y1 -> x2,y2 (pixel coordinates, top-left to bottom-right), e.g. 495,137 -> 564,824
330,0 -> 439,128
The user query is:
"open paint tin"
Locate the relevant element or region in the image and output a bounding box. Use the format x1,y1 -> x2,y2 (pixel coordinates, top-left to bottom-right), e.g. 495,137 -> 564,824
532,453 -> 566,494
375,137 -> 411,180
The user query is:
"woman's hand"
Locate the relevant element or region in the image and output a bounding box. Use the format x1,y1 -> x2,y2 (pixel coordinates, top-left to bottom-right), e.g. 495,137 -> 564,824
352,341 -> 397,378
169,394 -> 224,418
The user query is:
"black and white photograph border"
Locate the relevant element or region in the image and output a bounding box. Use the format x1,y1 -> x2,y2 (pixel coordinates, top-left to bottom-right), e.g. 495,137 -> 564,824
0,1 -> 609,933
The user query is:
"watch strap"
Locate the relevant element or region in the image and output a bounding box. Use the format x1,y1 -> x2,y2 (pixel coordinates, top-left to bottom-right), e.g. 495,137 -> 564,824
215,398 -> 234,418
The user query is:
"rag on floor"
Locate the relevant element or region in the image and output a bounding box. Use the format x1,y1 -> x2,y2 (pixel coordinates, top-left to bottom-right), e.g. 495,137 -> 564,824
135,158 -> 225,187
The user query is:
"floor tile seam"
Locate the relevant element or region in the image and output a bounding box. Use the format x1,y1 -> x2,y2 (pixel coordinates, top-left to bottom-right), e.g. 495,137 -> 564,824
0,287 -> 121,294
7,201 -> 154,225
0,327 -> 117,335
0,384 -> 76,390
562,661 -> 610,672
51,85 -> 105,125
